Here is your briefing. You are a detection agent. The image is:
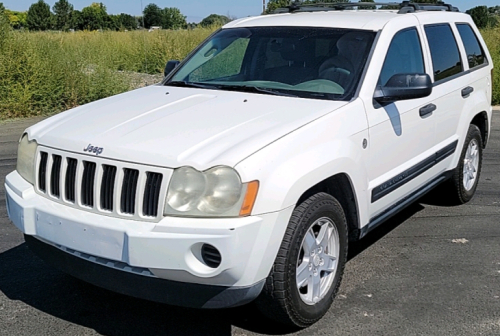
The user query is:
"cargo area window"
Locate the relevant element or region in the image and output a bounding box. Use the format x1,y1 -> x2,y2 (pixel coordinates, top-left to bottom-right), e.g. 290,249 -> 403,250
456,23 -> 488,69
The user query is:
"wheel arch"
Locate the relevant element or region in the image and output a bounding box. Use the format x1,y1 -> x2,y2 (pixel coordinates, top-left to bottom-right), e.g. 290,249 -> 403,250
296,173 -> 361,242
470,111 -> 489,148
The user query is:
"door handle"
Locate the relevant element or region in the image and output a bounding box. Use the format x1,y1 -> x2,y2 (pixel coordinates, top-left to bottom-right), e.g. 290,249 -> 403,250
462,86 -> 474,98
419,103 -> 436,118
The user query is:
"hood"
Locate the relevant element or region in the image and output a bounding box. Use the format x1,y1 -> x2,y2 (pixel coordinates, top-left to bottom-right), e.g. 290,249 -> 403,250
28,85 -> 347,170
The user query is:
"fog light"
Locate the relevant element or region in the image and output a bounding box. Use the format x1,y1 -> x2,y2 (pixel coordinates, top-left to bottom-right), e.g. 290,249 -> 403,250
201,244 -> 222,268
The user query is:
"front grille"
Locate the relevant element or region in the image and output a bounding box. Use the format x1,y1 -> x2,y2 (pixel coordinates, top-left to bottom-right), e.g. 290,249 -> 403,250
81,161 -> 97,207
50,155 -> 62,197
36,148 -> 166,221
143,172 -> 163,217
65,158 -> 78,202
100,165 -> 117,211
38,152 -> 48,192
121,169 -> 139,214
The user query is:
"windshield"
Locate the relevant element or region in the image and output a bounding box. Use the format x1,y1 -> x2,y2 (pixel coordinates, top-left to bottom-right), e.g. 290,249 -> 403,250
167,27 -> 376,101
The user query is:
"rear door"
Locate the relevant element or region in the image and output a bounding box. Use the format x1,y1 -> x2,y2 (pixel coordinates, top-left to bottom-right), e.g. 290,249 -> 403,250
421,23 -> 466,150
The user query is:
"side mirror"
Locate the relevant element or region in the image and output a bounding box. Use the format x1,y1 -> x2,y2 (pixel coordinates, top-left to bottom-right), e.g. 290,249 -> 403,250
374,73 -> 432,104
164,60 -> 180,77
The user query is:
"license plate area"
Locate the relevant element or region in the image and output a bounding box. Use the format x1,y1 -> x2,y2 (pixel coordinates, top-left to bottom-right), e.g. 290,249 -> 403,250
35,210 -> 125,262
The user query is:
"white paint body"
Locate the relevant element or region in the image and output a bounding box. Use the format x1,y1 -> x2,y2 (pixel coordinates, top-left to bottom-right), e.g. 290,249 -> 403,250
5,10 -> 493,291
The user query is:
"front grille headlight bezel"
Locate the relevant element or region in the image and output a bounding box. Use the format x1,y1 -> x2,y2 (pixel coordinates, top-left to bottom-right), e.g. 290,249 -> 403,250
16,133 -> 38,185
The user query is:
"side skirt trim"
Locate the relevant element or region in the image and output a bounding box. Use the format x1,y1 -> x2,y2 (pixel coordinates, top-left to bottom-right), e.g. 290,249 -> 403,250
361,171 -> 453,239
371,140 -> 458,203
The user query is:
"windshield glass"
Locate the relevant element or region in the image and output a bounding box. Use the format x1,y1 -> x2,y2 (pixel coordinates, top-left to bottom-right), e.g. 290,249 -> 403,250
168,27 -> 376,101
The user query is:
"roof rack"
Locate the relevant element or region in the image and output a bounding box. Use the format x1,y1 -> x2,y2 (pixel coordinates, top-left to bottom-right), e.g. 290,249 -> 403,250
274,1 -> 459,14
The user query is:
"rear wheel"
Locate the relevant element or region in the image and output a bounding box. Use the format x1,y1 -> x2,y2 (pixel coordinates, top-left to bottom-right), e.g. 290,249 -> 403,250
441,124 -> 483,205
255,193 -> 348,328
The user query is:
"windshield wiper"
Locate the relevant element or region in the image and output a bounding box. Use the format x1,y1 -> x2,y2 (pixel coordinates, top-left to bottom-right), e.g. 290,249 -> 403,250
165,81 -> 217,89
215,85 -> 299,97
166,81 -> 299,97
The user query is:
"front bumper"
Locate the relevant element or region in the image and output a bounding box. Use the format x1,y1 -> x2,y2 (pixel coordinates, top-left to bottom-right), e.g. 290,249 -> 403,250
5,171 -> 294,308
24,234 -> 264,308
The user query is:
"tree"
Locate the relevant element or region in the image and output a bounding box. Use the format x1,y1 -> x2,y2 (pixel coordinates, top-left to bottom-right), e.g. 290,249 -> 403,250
466,6 -> 490,29
71,9 -> 83,30
6,10 -> 27,29
489,6 -> 500,15
53,0 -> 73,31
26,0 -> 52,31
143,3 -> 162,28
118,13 -> 137,30
0,2 -> 9,46
199,14 -> 231,27
265,0 -> 292,13
81,2 -> 108,30
0,3 -> 8,29
106,14 -> 120,30
358,0 -> 375,10
136,16 -> 144,28
162,7 -> 186,29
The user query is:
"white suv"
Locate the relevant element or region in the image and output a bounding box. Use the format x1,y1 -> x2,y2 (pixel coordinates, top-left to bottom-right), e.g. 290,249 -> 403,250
5,2 -> 493,328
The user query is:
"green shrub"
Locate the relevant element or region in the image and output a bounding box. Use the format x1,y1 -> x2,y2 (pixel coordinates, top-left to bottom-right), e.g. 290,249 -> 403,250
480,28 -> 500,105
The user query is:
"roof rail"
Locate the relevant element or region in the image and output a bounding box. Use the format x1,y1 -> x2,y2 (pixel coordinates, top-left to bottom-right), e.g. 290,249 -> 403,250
274,1 -> 459,14
398,1 -> 459,13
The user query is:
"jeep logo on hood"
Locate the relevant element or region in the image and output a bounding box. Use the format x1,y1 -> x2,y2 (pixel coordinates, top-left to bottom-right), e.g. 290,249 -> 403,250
83,144 -> 104,156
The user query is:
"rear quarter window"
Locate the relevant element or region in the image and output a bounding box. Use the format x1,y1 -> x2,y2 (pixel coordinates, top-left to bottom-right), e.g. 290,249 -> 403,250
425,24 -> 463,82
456,23 -> 488,69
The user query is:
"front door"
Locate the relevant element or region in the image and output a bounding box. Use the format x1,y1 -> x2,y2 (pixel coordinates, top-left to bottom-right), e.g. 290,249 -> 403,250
364,27 -> 437,218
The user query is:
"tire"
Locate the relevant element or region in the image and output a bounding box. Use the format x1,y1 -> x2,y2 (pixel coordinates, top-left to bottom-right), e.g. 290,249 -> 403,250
255,193 -> 348,328
442,124 -> 483,205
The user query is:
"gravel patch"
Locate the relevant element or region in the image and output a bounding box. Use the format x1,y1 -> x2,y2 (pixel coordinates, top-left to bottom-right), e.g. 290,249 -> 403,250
125,72 -> 164,89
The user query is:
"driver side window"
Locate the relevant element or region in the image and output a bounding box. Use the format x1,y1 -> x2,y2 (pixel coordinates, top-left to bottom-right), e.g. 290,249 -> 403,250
379,28 -> 425,86
189,39 -> 250,82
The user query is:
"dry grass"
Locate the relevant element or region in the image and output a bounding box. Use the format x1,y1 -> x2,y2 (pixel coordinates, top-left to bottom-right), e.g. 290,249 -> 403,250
0,27 -> 498,120
0,28 -> 215,120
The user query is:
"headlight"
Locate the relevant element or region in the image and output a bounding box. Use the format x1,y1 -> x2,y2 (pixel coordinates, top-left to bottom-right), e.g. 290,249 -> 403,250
17,133 -> 38,185
164,166 -> 258,218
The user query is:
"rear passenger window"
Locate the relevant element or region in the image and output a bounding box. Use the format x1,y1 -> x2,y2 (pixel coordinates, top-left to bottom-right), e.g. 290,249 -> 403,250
425,24 -> 463,82
379,28 -> 425,86
456,23 -> 487,69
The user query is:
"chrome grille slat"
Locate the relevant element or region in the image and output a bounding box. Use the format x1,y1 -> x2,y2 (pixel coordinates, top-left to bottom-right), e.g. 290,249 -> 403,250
143,172 -> 163,217
81,161 -> 97,207
121,169 -> 139,214
65,158 -> 78,202
100,165 -> 116,211
35,147 -> 169,222
38,152 -> 48,192
50,155 -> 62,198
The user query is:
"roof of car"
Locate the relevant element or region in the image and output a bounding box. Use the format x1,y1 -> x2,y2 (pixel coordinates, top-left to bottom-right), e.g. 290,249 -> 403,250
224,10 -> 469,31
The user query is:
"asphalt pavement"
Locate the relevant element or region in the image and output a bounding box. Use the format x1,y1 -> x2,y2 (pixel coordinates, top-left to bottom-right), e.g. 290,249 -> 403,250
0,113 -> 499,336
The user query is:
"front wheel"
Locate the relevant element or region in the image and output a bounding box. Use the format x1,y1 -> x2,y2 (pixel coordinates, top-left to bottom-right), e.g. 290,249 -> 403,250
255,193 -> 348,328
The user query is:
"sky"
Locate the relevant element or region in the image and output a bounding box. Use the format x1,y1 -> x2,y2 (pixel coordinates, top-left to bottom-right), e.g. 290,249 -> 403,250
1,1 -> 498,23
